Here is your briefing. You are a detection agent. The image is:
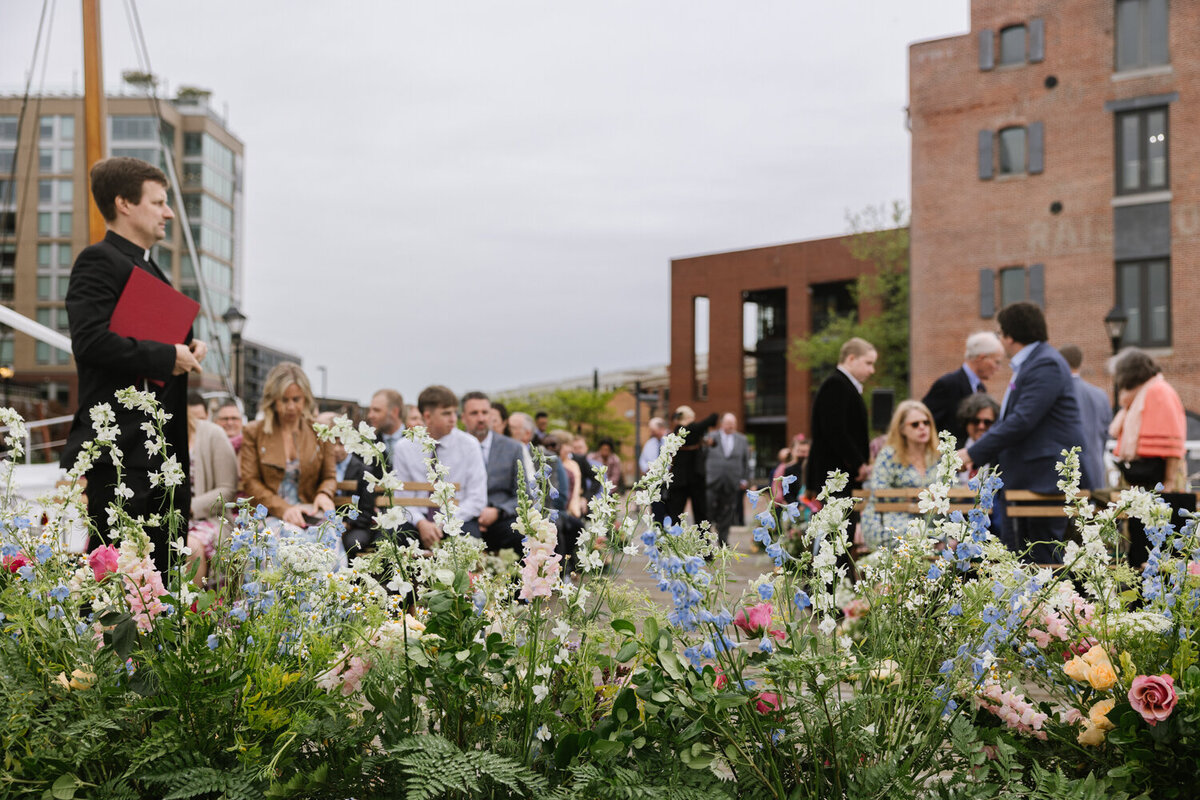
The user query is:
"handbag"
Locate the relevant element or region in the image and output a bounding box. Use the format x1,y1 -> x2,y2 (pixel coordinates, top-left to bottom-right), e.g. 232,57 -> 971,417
1117,457 -> 1166,488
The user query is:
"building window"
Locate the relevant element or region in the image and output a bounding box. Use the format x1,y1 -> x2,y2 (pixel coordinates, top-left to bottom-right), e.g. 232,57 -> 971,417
1116,107 -> 1167,194
1118,260 -> 1170,347
693,296 -> 709,402
998,127 -> 1027,175
999,267 -> 1027,308
1116,0 -> 1169,71
999,25 -> 1026,65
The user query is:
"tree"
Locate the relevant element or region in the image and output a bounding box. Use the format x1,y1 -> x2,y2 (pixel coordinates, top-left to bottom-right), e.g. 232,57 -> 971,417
787,201 -> 910,411
501,387 -> 633,446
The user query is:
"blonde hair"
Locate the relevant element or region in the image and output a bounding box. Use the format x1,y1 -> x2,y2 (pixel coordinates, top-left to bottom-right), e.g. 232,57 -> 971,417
884,399 -> 938,468
259,361 -> 317,435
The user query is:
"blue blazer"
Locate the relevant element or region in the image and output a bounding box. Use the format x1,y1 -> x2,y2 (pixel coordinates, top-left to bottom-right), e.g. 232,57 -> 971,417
966,342 -> 1084,493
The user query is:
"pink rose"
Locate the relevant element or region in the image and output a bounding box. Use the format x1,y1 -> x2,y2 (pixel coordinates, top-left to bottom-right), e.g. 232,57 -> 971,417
1188,561 -> 1200,577
2,552 -> 28,573
88,545 -> 119,582
754,691 -> 780,714
1128,674 -> 1177,726
734,602 -> 774,637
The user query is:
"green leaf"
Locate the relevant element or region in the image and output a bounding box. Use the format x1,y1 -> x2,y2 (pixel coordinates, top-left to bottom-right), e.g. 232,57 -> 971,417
51,774 -> 76,800
658,651 -> 684,680
615,642 -> 638,663
610,619 -> 636,636
642,617 -> 658,641
589,739 -> 625,759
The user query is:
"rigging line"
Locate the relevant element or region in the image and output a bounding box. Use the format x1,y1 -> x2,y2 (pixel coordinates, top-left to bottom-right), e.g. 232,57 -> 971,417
124,0 -> 236,400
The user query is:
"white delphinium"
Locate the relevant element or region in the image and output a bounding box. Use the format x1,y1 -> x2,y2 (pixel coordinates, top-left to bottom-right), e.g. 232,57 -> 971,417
278,536 -> 340,578
806,470 -> 854,633
0,407 -> 27,462
633,431 -> 684,508
576,466 -> 617,572
403,424 -> 463,537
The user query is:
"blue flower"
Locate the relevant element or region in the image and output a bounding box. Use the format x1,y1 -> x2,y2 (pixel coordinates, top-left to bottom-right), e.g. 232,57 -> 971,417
347,500 -> 361,520
765,542 -> 787,566
746,489 -> 761,505
16,565 -> 33,582
758,638 -> 774,654
753,527 -> 772,545
35,543 -> 53,563
948,602 -> 962,617
926,563 -> 943,581
254,504 -> 269,519
754,511 -> 775,530
757,583 -> 774,601
794,590 -> 811,610
0,543 -> 17,558
981,605 -> 1001,624
779,475 -> 797,494
48,584 -> 70,602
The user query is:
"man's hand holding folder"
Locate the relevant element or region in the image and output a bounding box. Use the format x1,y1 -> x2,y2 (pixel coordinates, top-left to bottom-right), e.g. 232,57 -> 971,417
173,341 -> 206,376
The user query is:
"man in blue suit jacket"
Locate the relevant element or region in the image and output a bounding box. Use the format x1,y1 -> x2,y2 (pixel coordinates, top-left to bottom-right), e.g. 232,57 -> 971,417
1059,345 -> 1113,492
463,392 -> 526,553
960,303 -> 1083,564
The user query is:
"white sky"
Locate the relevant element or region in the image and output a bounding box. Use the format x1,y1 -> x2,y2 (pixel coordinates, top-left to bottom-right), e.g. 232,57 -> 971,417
1,0 -> 969,405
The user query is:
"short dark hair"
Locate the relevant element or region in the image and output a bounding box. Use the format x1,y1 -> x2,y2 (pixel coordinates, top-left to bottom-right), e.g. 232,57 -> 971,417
1111,347 -> 1161,391
996,302 -> 1047,345
492,401 -> 508,420
535,411 -> 548,421
90,157 -> 169,222
418,385 -> 458,413
1058,344 -> 1083,370
956,392 -> 1000,428
187,390 -> 206,407
461,391 -> 490,408
597,437 -> 615,451
373,388 -> 404,412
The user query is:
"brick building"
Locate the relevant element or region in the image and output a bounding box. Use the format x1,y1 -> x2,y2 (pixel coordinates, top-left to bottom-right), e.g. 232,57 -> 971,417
909,0 -> 1199,413
670,236 -> 875,479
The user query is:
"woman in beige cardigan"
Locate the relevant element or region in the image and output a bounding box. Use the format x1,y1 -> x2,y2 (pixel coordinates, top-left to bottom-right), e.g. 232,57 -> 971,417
188,415 -> 238,583
239,362 -> 337,529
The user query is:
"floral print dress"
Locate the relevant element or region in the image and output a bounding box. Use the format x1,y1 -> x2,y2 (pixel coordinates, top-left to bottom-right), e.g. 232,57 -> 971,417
860,445 -> 934,551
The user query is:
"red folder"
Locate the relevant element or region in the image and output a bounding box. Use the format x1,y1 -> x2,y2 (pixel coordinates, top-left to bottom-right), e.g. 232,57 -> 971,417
108,266 -> 201,385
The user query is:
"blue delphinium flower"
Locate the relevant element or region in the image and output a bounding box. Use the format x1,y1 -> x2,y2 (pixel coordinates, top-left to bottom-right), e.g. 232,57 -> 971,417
794,590 -> 811,610
758,638 -> 774,654
16,565 -> 33,582
758,583 -> 774,601
746,489 -> 761,505
48,584 -> 69,602
35,543 -> 53,563
754,510 -> 775,530
47,606 -> 63,620
0,543 -> 17,558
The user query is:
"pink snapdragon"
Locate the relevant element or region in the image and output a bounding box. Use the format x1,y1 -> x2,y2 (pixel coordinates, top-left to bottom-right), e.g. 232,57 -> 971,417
317,647 -> 373,697
122,557 -> 168,632
88,545 -> 119,582
516,509 -> 562,601
734,602 -> 774,637
975,682 -> 1048,739
1128,674 -> 1177,726
754,691 -> 780,714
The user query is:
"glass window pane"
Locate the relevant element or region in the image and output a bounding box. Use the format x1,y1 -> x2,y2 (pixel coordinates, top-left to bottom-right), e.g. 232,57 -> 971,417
0,148 -> 13,173
39,119 -> 53,141
37,244 -> 50,267
1120,114 -> 1140,191
998,128 -> 1026,174
1146,0 -> 1169,66
57,211 -> 72,237
1000,267 -> 1026,307
38,180 -> 52,203
38,148 -> 53,172
59,147 -> 73,172
58,245 -> 72,267
35,342 -> 48,364
57,275 -> 69,298
1148,260 -> 1169,343
1120,263 -> 1142,344
1147,109 -> 1166,188
999,26 -> 1026,65
0,339 -> 12,365
1116,0 -> 1140,70
58,180 -> 72,204
37,212 -> 51,236
59,116 -> 74,140
36,276 -> 50,300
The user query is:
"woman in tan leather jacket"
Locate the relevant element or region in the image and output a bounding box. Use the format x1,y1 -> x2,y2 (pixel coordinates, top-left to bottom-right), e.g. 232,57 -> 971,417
239,362 -> 336,528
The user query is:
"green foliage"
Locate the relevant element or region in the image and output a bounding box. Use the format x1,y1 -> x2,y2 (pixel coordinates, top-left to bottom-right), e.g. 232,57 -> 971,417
381,735 -> 548,800
788,201 -> 910,422
502,386 -> 633,445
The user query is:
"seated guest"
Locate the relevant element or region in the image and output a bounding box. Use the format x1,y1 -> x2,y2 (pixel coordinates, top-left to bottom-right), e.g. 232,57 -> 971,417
404,404 -> 423,430
188,411 -> 238,584
187,389 -> 209,423
549,430 -> 585,519
533,411 -> 550,446
317,411 -> 376,556
507,411 -> 538,486
462,392 -> 525,552
955,393 -> 999,483
638,417 -> 667,475
366,389 -> 405,470
391,385 -> 487,549
588,437 -> 623,490
489,401 -> 509,437
214,400 -> 245,454
860,399 -> 938,551
239,362 -> 337,531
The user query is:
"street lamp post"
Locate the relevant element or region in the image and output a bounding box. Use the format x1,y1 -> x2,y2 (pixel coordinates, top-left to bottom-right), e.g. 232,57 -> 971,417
1103,305 -> 1128,409
317,365 -> 327,408
222,305 -> 247,406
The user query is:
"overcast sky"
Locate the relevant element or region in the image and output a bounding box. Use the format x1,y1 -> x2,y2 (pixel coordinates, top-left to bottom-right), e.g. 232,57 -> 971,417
2,1 -> 968,405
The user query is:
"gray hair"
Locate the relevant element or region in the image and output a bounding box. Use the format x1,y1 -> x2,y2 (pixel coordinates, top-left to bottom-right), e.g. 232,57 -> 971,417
965,331 -> 1003,360
508,411 -> 534,435
957,392 -> 1000,428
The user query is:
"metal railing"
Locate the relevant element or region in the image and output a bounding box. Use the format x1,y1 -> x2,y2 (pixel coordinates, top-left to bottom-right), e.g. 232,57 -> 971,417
0,415 -> 74,464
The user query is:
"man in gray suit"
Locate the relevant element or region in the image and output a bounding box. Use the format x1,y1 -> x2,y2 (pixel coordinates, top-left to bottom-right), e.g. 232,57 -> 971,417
463,392 -> 526,552
1059,345 -> 1113,490
706,413 -> 751,547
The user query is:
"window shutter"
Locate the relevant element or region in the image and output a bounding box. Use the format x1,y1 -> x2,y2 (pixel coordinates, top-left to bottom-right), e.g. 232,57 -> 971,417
1029,264 -> 1045,307
1029,19 -> 1045,63
1028,121 -> 1044,174
979,29 -> 994,71
978,130 -> 994,180
980,268 -> 996,317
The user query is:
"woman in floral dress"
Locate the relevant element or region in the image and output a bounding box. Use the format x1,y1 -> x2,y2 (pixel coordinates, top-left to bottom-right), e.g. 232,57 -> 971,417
860,399 -> 938,551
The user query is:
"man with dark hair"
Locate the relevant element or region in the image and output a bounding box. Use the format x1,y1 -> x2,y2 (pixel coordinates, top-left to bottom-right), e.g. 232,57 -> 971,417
1059,344 -> 1112,491
462,391 -> 525,552
390,385 -> 486,548
61,157 -> 206,573
961,302 -> 1083,563
533,411 -> 549,446
806,337 -> 876,498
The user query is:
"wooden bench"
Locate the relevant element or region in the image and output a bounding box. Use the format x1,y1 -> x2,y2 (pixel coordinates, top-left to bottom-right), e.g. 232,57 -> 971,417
333,479 -> 458,510
851,486 -> 979,515
1004,489 -> 1091,519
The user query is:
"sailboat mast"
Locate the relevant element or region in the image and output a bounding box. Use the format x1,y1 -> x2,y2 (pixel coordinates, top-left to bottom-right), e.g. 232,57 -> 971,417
82,0 -> 106,244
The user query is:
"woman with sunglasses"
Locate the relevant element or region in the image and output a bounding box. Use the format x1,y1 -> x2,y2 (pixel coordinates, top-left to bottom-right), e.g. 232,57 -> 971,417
955,393 -> 1000,482
860,399 -> 939,550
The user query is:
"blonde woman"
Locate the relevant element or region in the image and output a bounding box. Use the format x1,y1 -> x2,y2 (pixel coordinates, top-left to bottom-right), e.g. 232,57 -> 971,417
860,399 -> 939,550
239,362 -> 337,529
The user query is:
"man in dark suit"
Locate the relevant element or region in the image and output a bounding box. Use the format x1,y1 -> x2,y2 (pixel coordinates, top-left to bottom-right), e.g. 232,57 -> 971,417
62,157 -> 206,572
705,413 -> 750,547
463,392 -> 526,552
663,405 -> 719,525
922,332 -> 1004,448
806,337 -> 876,498
1059,345 -> 1112,491
961,303 -> 1083,564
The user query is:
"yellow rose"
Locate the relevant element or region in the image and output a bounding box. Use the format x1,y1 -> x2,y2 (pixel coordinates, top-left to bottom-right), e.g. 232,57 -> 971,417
1088,661 -> 1117,691
1088,698 -> 1116,731
1077,721 -> 1108,747
1081,644 -> 1113,669
69,668 -> 96,691
1062,655 -> 1092,684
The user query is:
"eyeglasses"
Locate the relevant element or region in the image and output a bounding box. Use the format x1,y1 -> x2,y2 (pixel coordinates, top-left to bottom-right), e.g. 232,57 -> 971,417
968,417 -> 994,428
906,419 -> 932,429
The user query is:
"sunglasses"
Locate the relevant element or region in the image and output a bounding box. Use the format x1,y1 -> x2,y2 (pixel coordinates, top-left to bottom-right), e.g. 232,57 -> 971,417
907,419 -> 932,429
968,417 -> 994,428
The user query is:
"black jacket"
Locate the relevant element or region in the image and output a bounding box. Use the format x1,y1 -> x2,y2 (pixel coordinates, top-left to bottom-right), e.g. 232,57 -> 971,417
922,366 -> 976,449
806,370 -> 869,495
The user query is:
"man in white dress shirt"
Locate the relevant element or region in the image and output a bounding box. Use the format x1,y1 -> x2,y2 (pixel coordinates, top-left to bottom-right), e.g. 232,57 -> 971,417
638,417 -> 668,475
391,385 -> 487,549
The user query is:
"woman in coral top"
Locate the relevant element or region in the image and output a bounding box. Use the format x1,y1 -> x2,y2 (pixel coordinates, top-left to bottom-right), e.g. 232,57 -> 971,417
1109,347 -> 1187,566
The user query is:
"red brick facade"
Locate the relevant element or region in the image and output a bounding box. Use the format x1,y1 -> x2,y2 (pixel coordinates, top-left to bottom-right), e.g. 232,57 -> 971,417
910,1 -> 1200,411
